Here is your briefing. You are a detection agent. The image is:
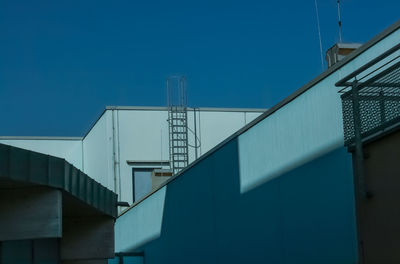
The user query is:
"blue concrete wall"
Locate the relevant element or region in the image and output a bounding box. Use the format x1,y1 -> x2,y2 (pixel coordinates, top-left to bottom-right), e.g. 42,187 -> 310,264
130,139 -> 358,264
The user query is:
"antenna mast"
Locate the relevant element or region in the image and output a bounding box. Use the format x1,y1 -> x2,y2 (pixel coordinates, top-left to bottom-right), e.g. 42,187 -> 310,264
337,0 -> 343,42
314,0 -> 324,70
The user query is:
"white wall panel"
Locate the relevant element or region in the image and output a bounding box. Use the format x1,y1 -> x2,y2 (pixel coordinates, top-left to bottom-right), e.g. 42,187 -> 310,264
239,73 -> 344,193
64,141 -> 83,170
198,111 -> 246,155
82,111 -> 114,190
0,139 -> 83,170
116,110 -> 170,205
245,112 -> 263,124
238,28 -> 400,193
115,186 -> 167,252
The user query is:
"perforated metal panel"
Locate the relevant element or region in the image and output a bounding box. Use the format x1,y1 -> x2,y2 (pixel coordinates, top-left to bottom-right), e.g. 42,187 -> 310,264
341,62 -> 400,145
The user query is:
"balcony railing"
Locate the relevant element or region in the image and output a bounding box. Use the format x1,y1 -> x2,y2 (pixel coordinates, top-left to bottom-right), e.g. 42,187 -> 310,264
337,43 -> 400,146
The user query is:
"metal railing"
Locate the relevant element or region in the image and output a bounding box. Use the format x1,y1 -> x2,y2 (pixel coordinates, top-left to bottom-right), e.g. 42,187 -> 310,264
337,43 -> 400,146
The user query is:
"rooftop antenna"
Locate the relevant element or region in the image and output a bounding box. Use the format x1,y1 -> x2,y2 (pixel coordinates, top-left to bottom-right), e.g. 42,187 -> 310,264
314,0 -> 324,70
337,0 -> 343,42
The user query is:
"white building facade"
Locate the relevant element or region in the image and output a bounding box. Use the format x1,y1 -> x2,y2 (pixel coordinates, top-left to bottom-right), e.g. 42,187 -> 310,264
0,106 -> 264,207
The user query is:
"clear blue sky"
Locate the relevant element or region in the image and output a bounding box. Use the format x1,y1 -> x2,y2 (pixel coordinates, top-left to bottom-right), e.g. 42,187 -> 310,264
0,0 -> 399,136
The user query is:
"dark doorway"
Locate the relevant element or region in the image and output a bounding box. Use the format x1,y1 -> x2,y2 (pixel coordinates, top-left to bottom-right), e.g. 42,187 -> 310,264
360,130 -> 400,263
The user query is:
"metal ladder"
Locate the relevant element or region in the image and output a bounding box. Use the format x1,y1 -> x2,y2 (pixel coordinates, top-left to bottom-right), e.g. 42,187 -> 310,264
168,106 -> 189,174
167,76 -> 189,175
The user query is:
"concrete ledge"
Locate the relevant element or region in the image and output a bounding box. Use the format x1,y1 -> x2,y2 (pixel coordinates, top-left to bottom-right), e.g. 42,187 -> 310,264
0,187 -> 62,241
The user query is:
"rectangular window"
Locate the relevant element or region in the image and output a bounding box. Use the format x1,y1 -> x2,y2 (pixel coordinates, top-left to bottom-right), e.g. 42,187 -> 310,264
132,168 -> 153,203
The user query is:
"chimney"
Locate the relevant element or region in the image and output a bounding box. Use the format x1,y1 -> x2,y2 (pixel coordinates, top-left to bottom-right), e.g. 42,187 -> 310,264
325,43 -> 362,68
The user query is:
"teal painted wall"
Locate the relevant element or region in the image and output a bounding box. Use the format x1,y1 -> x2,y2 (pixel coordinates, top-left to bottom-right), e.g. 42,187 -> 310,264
121,139 -> 358,264
109,256 -> 144,264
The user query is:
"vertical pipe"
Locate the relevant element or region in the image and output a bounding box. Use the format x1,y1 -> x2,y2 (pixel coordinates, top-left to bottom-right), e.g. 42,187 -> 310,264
194,108 -> 198,160
132,169 -> 136,203
112,110 -> 118,195
198,109 -> 202,156
161,128 -> 163,165
352,80 -> 366,197
351,80 -> 366,264
117,110 -> 122,202
81,139 -> 85,172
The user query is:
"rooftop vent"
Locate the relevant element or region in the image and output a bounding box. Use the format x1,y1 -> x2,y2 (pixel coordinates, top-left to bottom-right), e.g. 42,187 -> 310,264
325,43 -> 362,68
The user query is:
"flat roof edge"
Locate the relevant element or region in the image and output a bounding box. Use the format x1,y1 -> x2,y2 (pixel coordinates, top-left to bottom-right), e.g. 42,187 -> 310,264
106,106 -> 266,112
106,106 -> 167,111
0,136 -> 83,141
0,143 -> 117,218
191,107 -> 267,112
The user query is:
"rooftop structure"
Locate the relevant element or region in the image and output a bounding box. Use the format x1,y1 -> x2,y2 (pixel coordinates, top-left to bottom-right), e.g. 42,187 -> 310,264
326,42 -> 363,68
0,106 -> 265,210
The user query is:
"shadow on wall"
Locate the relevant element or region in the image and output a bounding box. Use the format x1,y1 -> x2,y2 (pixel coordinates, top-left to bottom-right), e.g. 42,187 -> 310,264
114,186 -> 167,253
138,138 -> 358,264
